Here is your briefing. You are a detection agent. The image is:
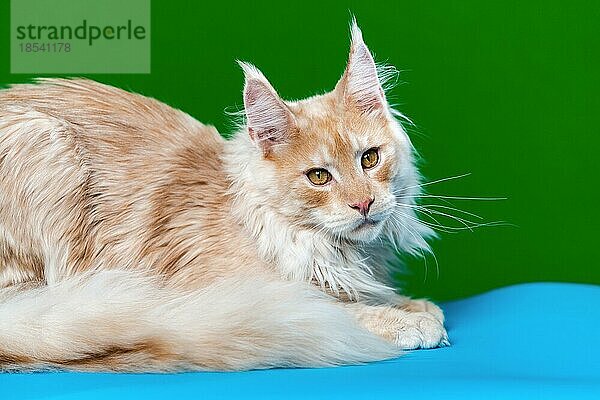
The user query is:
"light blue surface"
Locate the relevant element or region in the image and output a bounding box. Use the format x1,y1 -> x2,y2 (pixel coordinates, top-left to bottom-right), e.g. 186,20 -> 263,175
3,282 -> 599,399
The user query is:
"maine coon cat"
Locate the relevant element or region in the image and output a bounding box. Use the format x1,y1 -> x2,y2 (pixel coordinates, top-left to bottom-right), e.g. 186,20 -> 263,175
0,20 -> 448,371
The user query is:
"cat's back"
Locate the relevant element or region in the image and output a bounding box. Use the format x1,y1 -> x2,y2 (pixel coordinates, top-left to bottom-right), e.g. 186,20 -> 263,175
0,78 -> 225,162
0,79 -> 235,280
0,78 -> 227,189
0,78 -> 228,218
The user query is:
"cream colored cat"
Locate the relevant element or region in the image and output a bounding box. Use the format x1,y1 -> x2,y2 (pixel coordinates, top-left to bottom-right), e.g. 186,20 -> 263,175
0,20 -> 448,372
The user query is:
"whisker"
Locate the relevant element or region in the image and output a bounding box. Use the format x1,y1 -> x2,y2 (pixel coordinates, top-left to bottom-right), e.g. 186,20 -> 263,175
400,213 -> 463,234
402,205 -> 449,231
427,242 -> 440,281
397,203 -> 479,232
397,209 -> 505,233
401,214 -> 465,234
395,194 -> 507,201
389,214 -> 431,281
420,204 -> 484,220
402,172 -> 472,191
391,214 -> 440,281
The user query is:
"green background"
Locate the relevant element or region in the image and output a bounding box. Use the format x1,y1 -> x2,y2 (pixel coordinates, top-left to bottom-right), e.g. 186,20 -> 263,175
1,1 -> 598,300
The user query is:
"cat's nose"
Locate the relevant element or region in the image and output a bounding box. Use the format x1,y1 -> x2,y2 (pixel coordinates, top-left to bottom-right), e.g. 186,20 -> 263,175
349,198 -> 374,217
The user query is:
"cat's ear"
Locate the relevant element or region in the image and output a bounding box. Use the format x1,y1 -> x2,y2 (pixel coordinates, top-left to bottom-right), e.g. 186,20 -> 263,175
239,61 -> 295,155
335,19 -> 387,114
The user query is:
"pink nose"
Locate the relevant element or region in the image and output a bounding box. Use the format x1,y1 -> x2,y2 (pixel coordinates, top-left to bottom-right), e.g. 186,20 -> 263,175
349,198 -> 374,217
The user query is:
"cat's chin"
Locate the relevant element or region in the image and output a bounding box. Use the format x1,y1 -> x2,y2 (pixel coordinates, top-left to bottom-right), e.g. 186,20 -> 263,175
343,218 -> 385,243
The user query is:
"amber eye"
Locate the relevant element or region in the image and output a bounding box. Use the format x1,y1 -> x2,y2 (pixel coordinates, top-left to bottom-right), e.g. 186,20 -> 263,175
361,148 -> 379,169
306,169 -> 332,185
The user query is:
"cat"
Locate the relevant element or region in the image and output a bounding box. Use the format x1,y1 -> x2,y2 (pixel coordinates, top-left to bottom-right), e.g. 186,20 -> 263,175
0,20 -> 448,372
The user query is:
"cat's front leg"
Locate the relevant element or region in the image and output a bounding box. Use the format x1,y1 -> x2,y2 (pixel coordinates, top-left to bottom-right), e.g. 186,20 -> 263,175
344,301 -> 449,350
395,297 -> 445,324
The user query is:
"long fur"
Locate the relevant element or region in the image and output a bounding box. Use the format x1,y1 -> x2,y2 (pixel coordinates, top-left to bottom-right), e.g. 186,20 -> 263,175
0,20 -> 446,372
0,270 -> 399,371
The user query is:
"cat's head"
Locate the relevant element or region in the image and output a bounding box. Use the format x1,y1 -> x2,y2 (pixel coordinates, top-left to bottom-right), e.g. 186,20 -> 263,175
239,20 -> 433,251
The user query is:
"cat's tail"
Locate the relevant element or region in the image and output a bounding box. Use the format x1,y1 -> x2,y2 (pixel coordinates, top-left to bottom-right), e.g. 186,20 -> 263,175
0,270 -> 399,372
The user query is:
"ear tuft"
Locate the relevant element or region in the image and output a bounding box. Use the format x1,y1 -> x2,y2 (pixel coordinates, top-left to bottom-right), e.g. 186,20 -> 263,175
336,18 -> 387,114
349,16 -> 364,47
238,61 -> 268,84
239,61 -> 295,155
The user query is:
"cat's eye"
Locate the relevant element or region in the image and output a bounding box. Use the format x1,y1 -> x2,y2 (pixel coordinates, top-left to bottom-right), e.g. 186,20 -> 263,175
306,169 -> 332,185
361,148 -> 379,169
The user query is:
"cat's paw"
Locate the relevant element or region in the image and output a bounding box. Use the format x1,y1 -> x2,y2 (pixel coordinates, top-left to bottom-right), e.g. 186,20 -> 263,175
398,299 -> 445,324
394,312 -> 449,350
348,302 -> 449,349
